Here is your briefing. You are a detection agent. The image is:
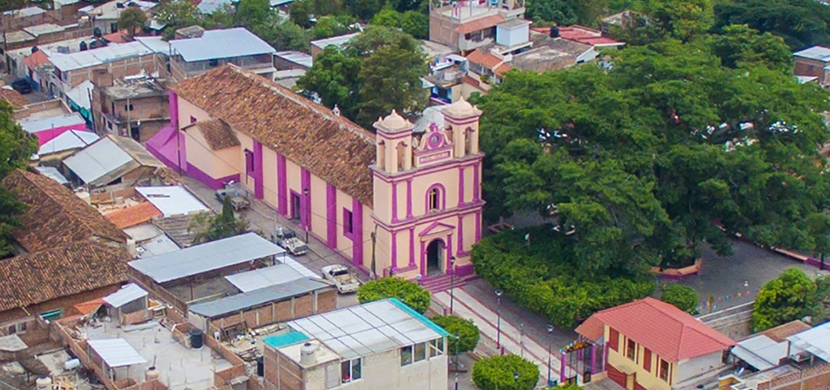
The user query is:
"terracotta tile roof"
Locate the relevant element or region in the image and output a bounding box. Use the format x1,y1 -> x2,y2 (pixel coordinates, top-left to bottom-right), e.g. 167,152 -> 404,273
455,14 -> 505,34
757,320 -> 812,343
105,202 -> 162,229
170,65 -> 376,206
466,50 -> 503,69
2,169 -> 130,252
575,315 -> 605,342
22,50 -> 49,70
494,63 -> 512,76
595,297 -> 735,361
0,89 -> 28,109
72,298 -> 105,316
0,242 -> 131,312
184,119 -> 240,150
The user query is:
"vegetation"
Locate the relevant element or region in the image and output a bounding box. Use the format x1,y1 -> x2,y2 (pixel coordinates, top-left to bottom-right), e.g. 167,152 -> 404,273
430,315 -> 480,355
753,268 -> 820,331
660,284 -> 700,314
472,354 -> 539,390
0,101 -> 38,258
713,0 -> 830,50
472,226 -> 654,328
370,6 -> 428,39
156,0 -> 201,40
190,196 -> 250,244
296,25 -> 427,128
117,7 -> 148,41
357,277 -> 431,313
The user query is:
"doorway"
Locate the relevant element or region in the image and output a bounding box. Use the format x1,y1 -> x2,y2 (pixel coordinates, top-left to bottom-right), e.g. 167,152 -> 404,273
426,239 -> 444,276
130,126 -> 140,141
291,193 -> 301,220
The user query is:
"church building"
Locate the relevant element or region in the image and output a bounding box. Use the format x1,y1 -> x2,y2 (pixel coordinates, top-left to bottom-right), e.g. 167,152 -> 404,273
147,64 -> 484,280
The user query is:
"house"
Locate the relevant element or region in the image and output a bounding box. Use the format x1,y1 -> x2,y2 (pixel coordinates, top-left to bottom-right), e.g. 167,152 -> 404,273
429,0 -> 526,52
1,168 -> 130,253
65,79 -> 94,123
310,32 -> 361,57
582,297 -> 735,390
92,72 -> 169,141
794,46 -> 830,87
35,129 -> 99,164
263,298 -> 448,390
148,64 -> 484,280
100,283 -> 149,325
13,98 -> 88,146
168,27 -> 277,81
83,0 -> 157,35
62,134 -> 168,188
727,320 -> 811,372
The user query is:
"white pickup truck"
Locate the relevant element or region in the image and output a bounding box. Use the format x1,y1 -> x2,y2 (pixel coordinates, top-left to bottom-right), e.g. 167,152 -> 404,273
321,265 -> 360,294
276,227 -> 308,256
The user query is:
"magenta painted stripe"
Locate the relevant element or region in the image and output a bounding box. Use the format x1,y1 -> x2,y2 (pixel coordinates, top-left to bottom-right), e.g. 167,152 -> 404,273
392,181 -> 398,222
186,162 -> 239,190
352,199 -> 363,266
301,169 -> 311,230
277,154 -> 287,215
326,184 -> 337,248
473,163 -> 480,201
446,235 -> 453,272
406,179 -> 413,219
168,91 -> 179,129
457,215 -> 464,256
419,240 -> 425,277
409,227 -> 415,268
475,211 -> 481,242
391,230 -> 398,270
253,141 -> 264,199
458,166 -> 465,206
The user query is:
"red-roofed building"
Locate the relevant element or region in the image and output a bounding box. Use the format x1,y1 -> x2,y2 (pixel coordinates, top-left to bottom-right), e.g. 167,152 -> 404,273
531,25 -> 625,49
585,297 -> 734,390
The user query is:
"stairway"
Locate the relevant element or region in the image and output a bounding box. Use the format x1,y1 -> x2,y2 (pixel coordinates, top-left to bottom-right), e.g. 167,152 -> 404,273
420,273 -> 478,293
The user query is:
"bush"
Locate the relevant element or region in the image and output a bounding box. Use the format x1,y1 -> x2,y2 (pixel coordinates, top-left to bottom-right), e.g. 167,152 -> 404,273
660,284 -> 700,314
431,315 -> 480,355
753,268 -> 819,331
472,354 -> 539,390
471,225 -> 654,328
357,277 -> 431,314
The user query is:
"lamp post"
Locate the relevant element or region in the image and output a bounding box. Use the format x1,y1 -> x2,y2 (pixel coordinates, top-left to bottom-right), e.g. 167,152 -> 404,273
495,289 -> 503,349
450,256 -> 456,314
454,373 -> 458,390
546,324 -> 554,387
303,188 -> 309,242
454,331 -> 460,372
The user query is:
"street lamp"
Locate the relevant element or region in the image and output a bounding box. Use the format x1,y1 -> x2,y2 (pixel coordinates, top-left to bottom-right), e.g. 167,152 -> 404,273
546,324 -> 554,387
303,188 -> 309,242
495,289 -> 503,349
454,373 -> 458,390
450,256 -> 456,314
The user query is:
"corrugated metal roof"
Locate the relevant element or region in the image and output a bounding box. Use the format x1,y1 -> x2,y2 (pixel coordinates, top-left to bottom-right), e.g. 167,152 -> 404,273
731,335 -> 787,372
787,321 -> 830,362
87,338 -> 148,367
66,80 -> 94,110
197,0 -> 233,14
37,130 -> 98,156
275,51 -> 313,68
287,299 -> 448,359
225,263 -> 307,292
170,28 -> 275,62
49,41 -> 153,72
136,36 -> 173,55
128,232 -> 284,283
35,166 -> 69,185
19,112 -> 86,134
136,186 -> 209,217
794,46 -> 830,61
103,283 -> 148,308
63,136 -> 135,185
138,233 -> 180,257
310,33 -> 360,50
188,277 -> 329,318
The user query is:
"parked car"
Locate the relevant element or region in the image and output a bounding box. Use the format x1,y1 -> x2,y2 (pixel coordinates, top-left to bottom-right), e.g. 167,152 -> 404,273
276,226 -> 308,256
321,264 -> 360,294
10,79 -> 31,94
215,181 -> 249,211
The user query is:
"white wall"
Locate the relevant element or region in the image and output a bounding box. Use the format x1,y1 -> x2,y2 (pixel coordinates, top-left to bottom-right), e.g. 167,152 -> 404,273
675,351 -> 723,384
496,24 -> 529,47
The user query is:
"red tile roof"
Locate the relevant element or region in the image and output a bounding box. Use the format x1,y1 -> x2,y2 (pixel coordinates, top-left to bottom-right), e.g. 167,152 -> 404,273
22,50 -> 49,70
531,25 -> 624,47
466,50 -> 503,69
171,65 -> 376,206
595,297 -> 735,361
0,89 -> 28,109
455,14 -> 505,34
184,119 -> 240,150
105,202 -> 162,229
575,315 -> 605,342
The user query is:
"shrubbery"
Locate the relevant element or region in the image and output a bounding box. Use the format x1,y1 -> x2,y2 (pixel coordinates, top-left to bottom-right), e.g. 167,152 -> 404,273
472,354 -> 539,390
753,268 -> 820,331
660,284 -> 700,314
431,315 -> 480,355
357,277 -> 431,314
472,225 -> 654,328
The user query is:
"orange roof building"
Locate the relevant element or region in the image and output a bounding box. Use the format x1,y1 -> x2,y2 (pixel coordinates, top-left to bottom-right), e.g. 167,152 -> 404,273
105,202 -> 163,229
584,297 -> 734,390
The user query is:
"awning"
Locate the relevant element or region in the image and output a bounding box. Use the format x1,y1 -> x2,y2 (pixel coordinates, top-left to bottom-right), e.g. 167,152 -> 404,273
87,339 -> 147,368
103,284 -> 148,308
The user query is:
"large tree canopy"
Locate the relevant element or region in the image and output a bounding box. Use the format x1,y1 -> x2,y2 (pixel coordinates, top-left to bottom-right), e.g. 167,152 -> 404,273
0,100 -> 38,257
479,36 -> 830,274
713,0 -> 830,50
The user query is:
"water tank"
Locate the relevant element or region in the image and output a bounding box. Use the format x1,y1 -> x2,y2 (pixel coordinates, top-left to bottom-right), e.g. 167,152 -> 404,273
79,41 -> 88,51
64,359 -> 81,370
190,328 -> 204,349
300,342 -> 316,365
550,26 -> 560,38
146,367 -> 160,381
36,377 -> 52,390
93,27 -> 102,38
256,357 -> 264,376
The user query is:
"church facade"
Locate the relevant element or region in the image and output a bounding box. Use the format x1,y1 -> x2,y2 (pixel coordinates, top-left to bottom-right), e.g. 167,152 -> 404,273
148,64 -> 484,280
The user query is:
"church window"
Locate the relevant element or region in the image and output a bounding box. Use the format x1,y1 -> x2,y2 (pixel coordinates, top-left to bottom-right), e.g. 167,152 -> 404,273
428,187 -> 442,212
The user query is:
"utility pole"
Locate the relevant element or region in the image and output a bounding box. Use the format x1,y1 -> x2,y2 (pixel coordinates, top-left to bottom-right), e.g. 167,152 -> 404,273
370,224 -> 377,279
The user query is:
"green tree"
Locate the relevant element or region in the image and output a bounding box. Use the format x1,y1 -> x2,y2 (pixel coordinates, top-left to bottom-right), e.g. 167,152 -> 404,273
347,24 -> 418,56
254,18 -> 312,51
714,0 -> 830,50
710,24 -> 792,73
753,268 -> 819,331
355,35 -> 427,127
430,315 -> 480,356
117,7 -> 147,41
295,45 -> 362,117
400,11 -> 428,39
616,0 -> 714,44
371,5 -> 401,27
235,0 -> 271,27
345,0 -> 385,21
525,0 -> 577,26
156,0 -> 201,41
289,0 -> 315,28
312,15 -> 356,39
357,277 -> 431,314
472,355 -> 539,390
189,196 -> 250,244
660,284 -> 700,314
0,100 -> 38,258
200,3 -> 236,29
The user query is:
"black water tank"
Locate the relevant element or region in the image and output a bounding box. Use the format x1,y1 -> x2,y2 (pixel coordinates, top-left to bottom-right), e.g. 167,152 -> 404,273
80,41 -> 88,51
190,329 -> 204,349
550,26 -> 560,38
256,357 -> 264,376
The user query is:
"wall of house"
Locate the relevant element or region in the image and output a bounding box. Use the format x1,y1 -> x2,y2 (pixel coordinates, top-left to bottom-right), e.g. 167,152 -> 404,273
65,53 -> 165,89
0,284 -> 122,324
675,351 -> 723,385
429,11 -> 460,50
202,289 -> 337,336
496,24 -> 528,47
184,128 -> 240,184
794,57 -> 827,85
605,325 -> 673,390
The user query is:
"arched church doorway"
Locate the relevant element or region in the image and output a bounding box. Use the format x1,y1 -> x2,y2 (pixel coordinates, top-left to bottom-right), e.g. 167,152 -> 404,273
426,239 -> 445,276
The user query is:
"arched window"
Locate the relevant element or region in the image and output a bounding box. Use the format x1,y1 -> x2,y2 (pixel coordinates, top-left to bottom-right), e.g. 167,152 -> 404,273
428,187 -> 441,212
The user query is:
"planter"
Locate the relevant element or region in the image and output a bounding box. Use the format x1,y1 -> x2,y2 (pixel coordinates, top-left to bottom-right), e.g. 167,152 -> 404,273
651,258 -> 703,280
